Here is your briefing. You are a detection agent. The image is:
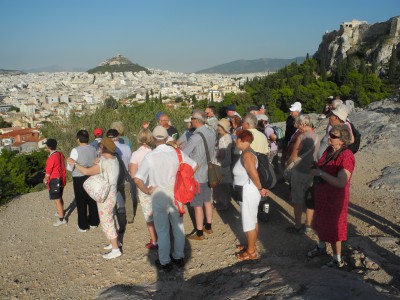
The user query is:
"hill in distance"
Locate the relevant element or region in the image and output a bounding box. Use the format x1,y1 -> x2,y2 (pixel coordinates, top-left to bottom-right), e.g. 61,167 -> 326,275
196,57 -> 306,74
0,69 -> 27,75
87,54 -> 151,74
23,65 -> 88,73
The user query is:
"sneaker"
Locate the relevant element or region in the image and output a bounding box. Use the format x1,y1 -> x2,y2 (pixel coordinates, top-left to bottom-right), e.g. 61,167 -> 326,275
53,219 -> 67,227
77,226 -> 87,233
170,256 -> 185,268
145,241 -> 159,250
187,233 -> 205,241
89,225 -> 98,229
307,245 -> 327,258
323,258 -> 344,269
103,249 -> 122,260
203,227 -> 213,235
103,242 -> 122,250
155,259 -> 173,272
304,226 -> 313,233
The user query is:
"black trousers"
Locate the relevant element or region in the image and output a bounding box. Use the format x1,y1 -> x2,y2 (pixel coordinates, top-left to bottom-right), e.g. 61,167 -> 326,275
73,176 -> 100,230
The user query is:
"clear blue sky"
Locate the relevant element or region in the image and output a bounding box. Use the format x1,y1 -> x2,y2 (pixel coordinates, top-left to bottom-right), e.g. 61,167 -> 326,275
0,0 -> 398,73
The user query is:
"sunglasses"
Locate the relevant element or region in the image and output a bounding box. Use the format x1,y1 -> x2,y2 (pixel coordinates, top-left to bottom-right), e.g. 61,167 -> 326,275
329,133 -> 341,139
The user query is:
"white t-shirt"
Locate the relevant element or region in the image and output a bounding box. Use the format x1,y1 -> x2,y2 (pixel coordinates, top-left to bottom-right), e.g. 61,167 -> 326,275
135,144 -> 197,189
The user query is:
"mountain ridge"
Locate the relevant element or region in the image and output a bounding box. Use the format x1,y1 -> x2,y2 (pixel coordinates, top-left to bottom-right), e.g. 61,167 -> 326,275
195,57 -> 306,74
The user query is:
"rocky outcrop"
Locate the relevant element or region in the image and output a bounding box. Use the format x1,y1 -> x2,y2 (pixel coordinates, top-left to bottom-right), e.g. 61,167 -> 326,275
87,54 -> 150,74
314,16 -> 400,73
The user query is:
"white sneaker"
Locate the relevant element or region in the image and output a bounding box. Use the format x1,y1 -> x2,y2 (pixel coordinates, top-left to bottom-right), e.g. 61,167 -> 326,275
89,225 -> 98,229
53,219 -> 67,227
103,249 -> 122,259
77,226 -> 87,233
104,242 -> 122,250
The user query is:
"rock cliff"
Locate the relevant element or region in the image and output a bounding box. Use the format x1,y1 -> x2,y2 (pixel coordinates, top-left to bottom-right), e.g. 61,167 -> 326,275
314,16 -> 400,73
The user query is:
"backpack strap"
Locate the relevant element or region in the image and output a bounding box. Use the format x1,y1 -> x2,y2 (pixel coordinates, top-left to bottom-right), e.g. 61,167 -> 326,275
174,147 -> 186,217
174,147 -> 183,164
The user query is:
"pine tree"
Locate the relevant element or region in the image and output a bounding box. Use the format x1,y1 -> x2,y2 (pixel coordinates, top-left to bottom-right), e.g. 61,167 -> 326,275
388,45 -> 399,84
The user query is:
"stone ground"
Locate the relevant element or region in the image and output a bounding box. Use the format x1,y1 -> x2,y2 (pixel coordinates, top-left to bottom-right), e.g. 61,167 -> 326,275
0,99 -> 399,299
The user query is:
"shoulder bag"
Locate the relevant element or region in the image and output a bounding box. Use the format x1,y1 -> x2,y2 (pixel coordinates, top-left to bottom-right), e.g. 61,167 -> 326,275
198,132 -> 222,188
83,160 -> 111,203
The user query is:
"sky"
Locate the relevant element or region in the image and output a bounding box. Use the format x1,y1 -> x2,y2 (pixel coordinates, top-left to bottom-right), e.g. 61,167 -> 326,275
0,0 -> 399,73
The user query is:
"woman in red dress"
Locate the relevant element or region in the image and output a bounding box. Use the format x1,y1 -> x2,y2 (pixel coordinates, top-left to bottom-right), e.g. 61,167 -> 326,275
307,124 -> 355,269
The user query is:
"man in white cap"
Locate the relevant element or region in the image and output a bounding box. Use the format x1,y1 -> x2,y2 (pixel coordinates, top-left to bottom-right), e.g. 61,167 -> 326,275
285,101 -> 302,145
134,126 -> 197,271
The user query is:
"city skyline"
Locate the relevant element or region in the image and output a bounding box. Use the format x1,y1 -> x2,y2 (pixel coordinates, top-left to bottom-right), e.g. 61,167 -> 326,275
0,0 -> 398,73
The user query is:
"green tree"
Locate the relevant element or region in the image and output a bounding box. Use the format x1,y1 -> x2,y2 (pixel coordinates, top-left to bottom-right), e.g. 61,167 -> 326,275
104,96 -> 118,109
388,45 -> 399,84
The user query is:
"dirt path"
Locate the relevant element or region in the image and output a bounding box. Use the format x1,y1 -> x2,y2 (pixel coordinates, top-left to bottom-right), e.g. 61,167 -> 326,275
0,144 -> 399,299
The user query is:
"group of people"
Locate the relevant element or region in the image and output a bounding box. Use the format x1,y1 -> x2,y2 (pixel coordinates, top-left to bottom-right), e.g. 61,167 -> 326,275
43,98 -> 356,270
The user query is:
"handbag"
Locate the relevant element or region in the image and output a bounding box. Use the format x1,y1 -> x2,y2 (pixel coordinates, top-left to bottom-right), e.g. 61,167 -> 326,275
83,160 -> 111,203
284,135 -> 319,182
49,178 -> 61,194
232,185 -> 243,202
198,132 -> 222,188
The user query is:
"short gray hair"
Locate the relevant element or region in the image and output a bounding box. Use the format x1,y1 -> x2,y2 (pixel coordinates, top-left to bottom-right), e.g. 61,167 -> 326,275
330,124 -> 352,146
298,114 -> 313,128
191,110 -> 206,124
243,113 -> 257,128
111,121 -> 125,135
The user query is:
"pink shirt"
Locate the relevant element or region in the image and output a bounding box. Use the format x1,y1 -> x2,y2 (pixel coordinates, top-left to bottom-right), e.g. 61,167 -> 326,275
130,146 -> 152,168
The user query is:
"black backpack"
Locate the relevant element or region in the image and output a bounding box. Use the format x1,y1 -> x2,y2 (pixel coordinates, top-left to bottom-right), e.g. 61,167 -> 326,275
348,122 -> 361,154
242,149 -> 277,189
115,152 -> 128,187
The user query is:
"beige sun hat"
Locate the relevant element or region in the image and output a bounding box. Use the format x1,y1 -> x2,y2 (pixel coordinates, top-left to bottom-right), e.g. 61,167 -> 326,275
218,118 -> 231,133
331,104 -> 349,122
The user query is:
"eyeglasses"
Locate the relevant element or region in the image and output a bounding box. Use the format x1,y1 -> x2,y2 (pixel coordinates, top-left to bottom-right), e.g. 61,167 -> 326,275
191,117 -> 198,121
159,119 -> 169,122
329,133 -> 341,139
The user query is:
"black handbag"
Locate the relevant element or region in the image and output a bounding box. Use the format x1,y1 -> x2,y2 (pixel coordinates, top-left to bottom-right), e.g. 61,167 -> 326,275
49,178 -> 61,193
233,185 -> 243,202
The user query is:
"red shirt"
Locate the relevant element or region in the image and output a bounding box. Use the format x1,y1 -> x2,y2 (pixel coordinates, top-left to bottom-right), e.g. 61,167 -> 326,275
45,151 -> 67,187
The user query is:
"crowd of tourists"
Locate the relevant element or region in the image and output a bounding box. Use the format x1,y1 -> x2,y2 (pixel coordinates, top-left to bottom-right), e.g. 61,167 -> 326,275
43,97 -> 356,271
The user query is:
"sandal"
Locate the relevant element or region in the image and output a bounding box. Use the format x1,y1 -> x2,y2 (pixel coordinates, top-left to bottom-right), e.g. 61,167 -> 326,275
286,225 -> 304,234
236,250 -> 258,261
235,245 -> 246,252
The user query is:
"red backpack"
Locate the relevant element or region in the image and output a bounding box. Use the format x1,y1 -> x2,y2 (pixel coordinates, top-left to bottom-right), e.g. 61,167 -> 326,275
174,148 -> 200,216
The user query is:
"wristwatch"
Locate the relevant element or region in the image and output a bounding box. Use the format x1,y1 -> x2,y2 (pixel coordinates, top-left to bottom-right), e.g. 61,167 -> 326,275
319,171 -> 323,177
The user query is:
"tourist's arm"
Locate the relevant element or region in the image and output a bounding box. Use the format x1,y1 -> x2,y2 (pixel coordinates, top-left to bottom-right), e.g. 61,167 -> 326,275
66,158 -> 100,175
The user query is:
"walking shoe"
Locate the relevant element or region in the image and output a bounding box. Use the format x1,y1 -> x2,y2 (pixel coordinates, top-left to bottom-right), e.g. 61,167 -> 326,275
185,229 -> 197,237
304,226 -> 313,233
203,227 -> 213,235
187,233 -> 205,241
77,226 -> 87,233
155,259 -> 173,272
323,258 -> 344,269
53,219 -> 67,227
103,249 -> 122,260
145,241 -> 159,250
307,245 -> 327,258
170,256 -> 185,268
89,225 -> 98,229
103,242 -> 122,250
